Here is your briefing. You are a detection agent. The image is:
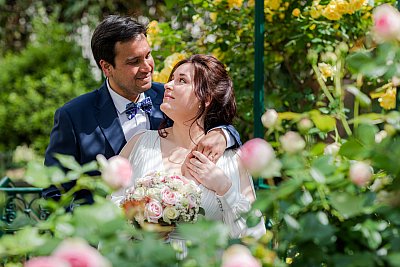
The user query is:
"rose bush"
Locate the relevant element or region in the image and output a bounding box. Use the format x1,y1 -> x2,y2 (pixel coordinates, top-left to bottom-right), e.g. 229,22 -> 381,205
237,3 -> 400,266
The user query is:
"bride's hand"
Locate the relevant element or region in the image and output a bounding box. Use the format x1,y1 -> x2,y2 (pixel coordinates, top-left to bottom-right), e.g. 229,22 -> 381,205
186,151 -> 232,195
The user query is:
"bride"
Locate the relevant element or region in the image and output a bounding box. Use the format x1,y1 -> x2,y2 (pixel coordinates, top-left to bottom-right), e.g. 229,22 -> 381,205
116,54 -> 265,239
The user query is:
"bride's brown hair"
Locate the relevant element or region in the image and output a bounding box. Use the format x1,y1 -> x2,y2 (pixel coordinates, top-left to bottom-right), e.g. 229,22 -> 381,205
159,54 -> 237,137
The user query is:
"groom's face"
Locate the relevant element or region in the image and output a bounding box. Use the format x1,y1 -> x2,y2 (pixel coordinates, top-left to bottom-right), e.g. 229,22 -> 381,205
103,34 -> 154,102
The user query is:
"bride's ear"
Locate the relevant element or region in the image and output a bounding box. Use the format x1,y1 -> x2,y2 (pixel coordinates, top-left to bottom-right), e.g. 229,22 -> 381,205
205,97 -> 211,108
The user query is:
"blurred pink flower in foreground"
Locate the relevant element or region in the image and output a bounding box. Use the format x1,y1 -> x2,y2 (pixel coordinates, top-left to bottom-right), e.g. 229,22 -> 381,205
239,138 -> 281,178
373,4 -> 400,42
221,244 -> 261,267
97,154 -> 132,189
53,238 -> 111,267
349,161 -> 373,187
24,256 -> 70,267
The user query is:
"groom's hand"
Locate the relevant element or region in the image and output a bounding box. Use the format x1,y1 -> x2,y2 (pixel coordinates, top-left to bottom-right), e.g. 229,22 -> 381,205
192,128 -> 227,163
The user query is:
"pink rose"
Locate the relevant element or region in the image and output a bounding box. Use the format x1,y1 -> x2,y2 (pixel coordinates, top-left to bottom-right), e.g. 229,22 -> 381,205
24,256 -> 70,267
53,238 -> 111,267
161,187 -> 177,205
221,244 -> 261,267
349,161 -> 373,187
145,199 -> 163,223
373,4 -> 400,42
97,154 -> 132,189
239,138 -> 280,177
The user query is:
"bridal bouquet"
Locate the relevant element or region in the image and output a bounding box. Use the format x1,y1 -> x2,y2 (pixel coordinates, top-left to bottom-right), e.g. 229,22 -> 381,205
120,171 -> 203,226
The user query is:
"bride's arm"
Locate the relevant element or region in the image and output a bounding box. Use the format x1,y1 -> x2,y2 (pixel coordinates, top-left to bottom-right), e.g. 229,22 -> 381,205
216,154 -> 266,239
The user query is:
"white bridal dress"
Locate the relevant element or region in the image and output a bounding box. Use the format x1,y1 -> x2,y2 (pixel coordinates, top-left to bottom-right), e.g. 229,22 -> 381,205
112,130 -> 266,238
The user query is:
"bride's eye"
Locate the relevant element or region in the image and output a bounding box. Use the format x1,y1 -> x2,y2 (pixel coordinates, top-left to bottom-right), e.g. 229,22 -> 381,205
179,78 -> 186,83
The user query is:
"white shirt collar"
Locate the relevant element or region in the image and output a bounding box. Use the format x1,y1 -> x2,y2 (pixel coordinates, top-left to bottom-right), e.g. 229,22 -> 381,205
106,79 -> 144,114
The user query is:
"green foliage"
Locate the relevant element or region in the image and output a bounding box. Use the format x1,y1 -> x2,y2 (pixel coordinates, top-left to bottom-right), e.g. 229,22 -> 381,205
0,12 -> 97,154
0,157 -> 244,267
148,0 -> 397,140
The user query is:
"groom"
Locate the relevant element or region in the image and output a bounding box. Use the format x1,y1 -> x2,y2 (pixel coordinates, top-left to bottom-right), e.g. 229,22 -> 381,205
44,15 -> 241,203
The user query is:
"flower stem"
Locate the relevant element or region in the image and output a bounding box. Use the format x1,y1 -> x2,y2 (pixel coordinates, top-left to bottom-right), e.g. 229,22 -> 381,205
312,64 -> 335,104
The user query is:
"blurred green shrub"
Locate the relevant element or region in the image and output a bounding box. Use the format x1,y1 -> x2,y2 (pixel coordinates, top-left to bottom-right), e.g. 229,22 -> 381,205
0,10 -> 97,154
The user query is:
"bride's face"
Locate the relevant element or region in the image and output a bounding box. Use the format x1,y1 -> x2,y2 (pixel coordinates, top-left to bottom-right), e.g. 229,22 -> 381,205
160,63 -> 201,123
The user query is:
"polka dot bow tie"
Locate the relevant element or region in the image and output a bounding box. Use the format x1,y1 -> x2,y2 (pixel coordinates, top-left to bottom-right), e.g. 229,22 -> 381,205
125,96 -> 153,120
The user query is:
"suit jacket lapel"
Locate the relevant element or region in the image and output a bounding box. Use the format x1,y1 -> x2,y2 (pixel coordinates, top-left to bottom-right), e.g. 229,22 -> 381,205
95,83 -> 126,155
145,82 -> 166,130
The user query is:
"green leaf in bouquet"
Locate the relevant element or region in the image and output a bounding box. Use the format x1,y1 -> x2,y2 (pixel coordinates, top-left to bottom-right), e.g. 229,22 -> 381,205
330,192 -> 367,219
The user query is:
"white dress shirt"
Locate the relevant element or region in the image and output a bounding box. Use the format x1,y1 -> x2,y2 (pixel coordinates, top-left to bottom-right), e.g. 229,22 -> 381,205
107,80 -> 149,141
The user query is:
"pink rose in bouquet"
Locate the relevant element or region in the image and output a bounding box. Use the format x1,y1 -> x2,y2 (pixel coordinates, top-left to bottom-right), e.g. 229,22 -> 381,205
121,172 -> 203,227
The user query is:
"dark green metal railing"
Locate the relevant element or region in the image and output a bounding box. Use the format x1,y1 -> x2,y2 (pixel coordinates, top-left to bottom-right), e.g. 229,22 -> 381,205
0,177 -> 48,235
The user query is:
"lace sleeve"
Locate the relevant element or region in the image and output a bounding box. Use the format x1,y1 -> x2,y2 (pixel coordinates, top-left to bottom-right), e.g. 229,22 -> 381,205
216,152 -> 266,239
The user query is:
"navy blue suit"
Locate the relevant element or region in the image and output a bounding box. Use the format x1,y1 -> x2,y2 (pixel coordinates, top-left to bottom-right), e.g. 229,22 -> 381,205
44,82 -> 166,167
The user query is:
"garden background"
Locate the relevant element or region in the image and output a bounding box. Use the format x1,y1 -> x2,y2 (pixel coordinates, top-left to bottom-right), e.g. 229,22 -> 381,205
1,0 -> 400,266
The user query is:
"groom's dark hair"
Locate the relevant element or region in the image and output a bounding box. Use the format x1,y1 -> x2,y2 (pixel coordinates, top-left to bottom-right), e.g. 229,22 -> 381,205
91,15 -> 147,69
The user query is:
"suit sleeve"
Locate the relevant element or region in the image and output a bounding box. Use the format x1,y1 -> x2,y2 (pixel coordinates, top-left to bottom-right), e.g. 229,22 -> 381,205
44,108 -> 78,167
222,125 -> 242,148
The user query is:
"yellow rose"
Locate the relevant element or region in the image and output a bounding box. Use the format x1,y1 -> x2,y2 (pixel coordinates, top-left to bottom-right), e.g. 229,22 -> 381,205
210,12 -> 218,22
349,0 -> 367,12
322,3 -> 342,20
370,87 -> 397,110
265,0 -> 281,10
335,0 -> 350,15
310,7 -> 321,19
228,0 -> 243,9
379,87 -> 397,110
248,0 -> 255,7
292,8 -> 301,17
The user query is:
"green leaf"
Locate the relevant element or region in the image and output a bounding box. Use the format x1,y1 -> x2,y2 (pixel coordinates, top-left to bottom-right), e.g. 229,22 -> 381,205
25,161 -> 50,188
355,124 -> 377,146
312,155 -> 336,176
309,110 -> 336,132
346,51 -> 372,73
330,192 -> 366,218
339,139 -> 368,160
55,154 -> 82,171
